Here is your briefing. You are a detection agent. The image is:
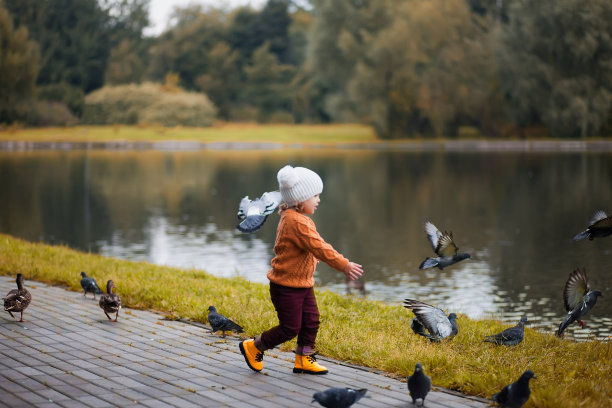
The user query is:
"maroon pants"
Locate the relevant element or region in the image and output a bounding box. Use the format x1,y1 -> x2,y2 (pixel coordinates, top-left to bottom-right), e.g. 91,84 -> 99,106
259,282 -> 320,351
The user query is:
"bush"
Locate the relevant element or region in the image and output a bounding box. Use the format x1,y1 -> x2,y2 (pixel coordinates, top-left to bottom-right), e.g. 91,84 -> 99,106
82,82 -> 217,126
37,83 -> 85,117
23,101 -> 79,127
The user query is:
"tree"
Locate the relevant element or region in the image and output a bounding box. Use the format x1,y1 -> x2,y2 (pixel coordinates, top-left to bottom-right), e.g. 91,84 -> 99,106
500,0 -> 612,138
5,0 -> 112,93
243,42 -> 295,121
0,2 -> 40,122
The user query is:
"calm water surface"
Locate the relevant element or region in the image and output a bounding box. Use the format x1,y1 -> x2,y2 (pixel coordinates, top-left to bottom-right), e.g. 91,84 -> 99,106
1,148 -> 611,340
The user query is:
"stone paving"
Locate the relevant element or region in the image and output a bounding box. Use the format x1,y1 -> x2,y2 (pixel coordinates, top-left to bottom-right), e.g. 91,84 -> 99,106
0,276 -> 491,407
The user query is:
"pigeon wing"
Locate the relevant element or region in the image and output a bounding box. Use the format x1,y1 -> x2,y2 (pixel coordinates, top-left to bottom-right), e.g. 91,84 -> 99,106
563,268 -> 590,312
237,214 -> 268,233
424,222 -> 441,252
404,299 -> 453,338
237,196 -> 252,220
259,191 -> 282,216
436,232 -> 458,257
589,210 -> 608,226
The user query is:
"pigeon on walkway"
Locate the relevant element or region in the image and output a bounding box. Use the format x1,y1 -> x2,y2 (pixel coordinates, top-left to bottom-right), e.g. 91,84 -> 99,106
99,280 -> 121,322
492,370 -> 536,408
403,299 -> 458,341
80,271 -> 102,299
236,190 -> 283,233
572,210 -> 612,241
407,363 -> 431,406
556,267 -> 602,337
3,273 -> 32,322
207,306 -> 244,337
419,221 -> 470,270
312,387 -> 367,408
484,316 -> 528,346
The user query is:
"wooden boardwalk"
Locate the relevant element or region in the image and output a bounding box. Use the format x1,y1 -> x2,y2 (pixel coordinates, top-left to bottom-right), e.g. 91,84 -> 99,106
0,276 -> 490,407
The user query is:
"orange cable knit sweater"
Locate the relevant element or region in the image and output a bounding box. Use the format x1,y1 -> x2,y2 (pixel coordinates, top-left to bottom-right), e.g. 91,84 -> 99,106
267,208 -> 349,288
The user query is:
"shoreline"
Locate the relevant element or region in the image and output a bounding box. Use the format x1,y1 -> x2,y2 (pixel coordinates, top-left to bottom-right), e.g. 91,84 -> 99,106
2,139 -> 612,152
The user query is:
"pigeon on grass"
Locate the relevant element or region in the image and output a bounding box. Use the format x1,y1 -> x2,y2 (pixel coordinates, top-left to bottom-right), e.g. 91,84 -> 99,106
403,299 -> 458,341
207,306 -> 244,337
484,316 -> 528,346
556,268 -> 602,337
420,221 -> 470,270
492,370 -> 536,408
236,191 -> 282,233
572,210 -> 612,241
407,363 -> 431,406
80,271 -> 102,299
312,387 -> 367,408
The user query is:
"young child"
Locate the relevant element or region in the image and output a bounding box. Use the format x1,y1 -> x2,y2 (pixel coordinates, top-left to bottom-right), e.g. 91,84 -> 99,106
239,165 -> 364,375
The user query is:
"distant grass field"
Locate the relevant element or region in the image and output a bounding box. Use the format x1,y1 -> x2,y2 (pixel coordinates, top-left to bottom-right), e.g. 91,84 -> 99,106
1,234 -> 610,408
0,124 -> 378,144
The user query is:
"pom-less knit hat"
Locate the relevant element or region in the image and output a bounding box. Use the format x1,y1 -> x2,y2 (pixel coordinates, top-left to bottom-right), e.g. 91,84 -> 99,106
277,165 -> 323,206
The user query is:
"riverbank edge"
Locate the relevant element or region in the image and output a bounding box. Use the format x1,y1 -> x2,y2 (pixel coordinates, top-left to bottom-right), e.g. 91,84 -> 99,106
2,139 -> 612,152
1,233 -> 610,408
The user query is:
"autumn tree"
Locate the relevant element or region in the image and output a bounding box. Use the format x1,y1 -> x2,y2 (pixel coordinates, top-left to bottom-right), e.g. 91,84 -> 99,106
500,0 -> 612,138
0,2 -> 40,122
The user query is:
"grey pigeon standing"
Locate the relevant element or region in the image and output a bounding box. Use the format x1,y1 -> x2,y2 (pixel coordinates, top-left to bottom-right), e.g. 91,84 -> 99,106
80,271 -> 103,299
492,370 -> 536,408
403,299 -> 459,341
572,210 -> 612,241
484,316 -> 528,346
207,306 -> 244,337
236,190 -> 283,233
312,387 -> 367,408
419,221 -> 471,270
556,268 -> 602,337
407,363 -> 431,406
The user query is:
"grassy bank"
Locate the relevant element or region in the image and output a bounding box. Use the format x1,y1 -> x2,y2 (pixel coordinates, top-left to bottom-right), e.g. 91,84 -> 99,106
1,234 -> 610,407
0,124 -> 377,144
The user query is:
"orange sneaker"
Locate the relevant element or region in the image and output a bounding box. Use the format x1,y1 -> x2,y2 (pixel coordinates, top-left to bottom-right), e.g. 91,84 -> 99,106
293,353 -> 328,375
239,339 -> 263,372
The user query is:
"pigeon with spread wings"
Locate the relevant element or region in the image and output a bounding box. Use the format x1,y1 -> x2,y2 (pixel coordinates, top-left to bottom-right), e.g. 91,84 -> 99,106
404,299 -> 458,342
572,210 -> 612,241
420,221 -> 470,270
236,191 -> 283,233
556,268 -> 602,337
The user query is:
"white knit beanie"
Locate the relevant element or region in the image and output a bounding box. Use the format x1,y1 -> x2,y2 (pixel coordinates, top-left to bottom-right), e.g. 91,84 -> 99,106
277,165 -> 323,206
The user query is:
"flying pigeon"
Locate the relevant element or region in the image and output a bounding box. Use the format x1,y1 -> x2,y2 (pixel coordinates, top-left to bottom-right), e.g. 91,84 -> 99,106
419,221 -> 471,270
80,271 -> 103,299
207,306 -> 244,337
572,210 -> 612,241
312,387 -> 367,408
3,273 -> 32,322
556,268 -> 602,337
484,316 -> 528,346
99,280 -> 121,322
236,190 -> 283,233
407,363 -> 431,406
492,370 -> 536,408
403,299 -> 458,341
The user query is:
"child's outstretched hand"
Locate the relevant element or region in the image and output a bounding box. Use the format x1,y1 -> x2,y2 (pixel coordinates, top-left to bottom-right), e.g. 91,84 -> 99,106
343,261 -> 363,281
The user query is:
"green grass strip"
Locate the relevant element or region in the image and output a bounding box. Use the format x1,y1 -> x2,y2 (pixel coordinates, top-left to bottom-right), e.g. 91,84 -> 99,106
1,233 -> 610,407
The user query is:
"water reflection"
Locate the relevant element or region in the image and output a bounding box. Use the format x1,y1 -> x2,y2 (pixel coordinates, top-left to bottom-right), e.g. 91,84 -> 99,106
0,149 -> 611,341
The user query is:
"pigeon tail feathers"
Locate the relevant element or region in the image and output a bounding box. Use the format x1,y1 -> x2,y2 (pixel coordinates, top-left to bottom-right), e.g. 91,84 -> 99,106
419,257 -> 439,270
237,214 -> 268,233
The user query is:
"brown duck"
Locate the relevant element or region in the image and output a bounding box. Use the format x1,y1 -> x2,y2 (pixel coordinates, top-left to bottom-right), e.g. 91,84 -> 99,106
3,273 -> 32,322
99,280 -> 121,322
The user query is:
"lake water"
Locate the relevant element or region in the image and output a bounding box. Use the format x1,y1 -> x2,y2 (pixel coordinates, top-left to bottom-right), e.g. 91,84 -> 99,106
1,147 -> 611,341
